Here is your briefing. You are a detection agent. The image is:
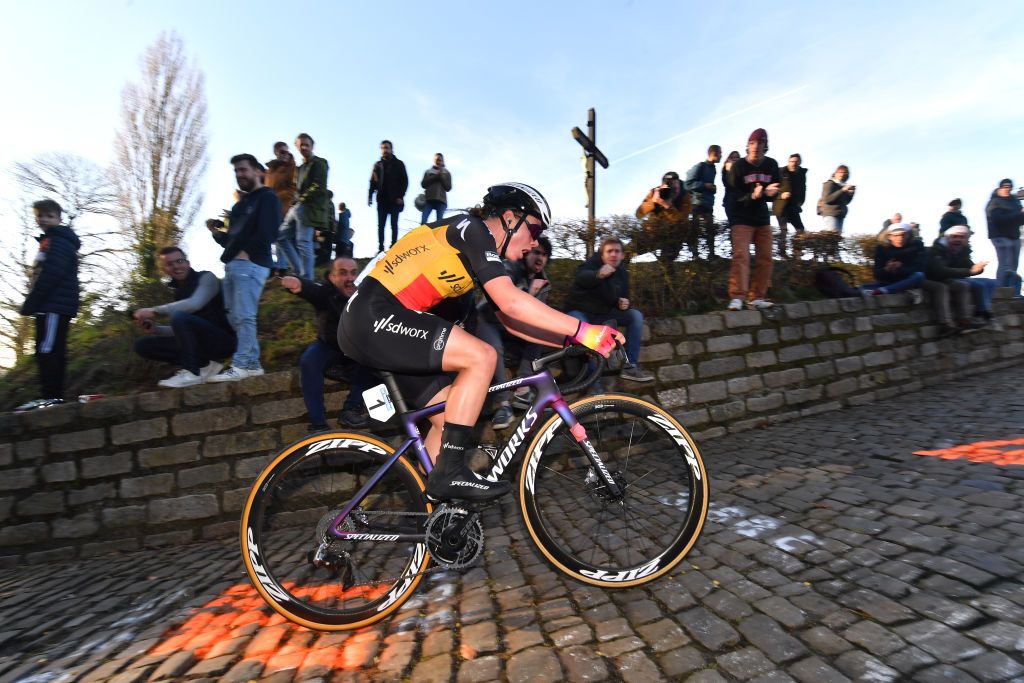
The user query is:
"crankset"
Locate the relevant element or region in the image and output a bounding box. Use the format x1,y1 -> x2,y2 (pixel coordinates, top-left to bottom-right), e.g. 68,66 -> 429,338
424,504 -> 485,570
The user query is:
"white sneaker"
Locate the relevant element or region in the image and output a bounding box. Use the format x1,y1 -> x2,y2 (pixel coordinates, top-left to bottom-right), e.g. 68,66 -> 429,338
728,299 -> 743,311
158,369 -> 203,388
207,366 -> 265,383
748,299 -> 774,310
199,361 -> 223,380
908,289 -> 923,305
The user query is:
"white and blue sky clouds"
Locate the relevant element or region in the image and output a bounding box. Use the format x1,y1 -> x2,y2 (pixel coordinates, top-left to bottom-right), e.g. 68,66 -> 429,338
0,0 -> 1021,274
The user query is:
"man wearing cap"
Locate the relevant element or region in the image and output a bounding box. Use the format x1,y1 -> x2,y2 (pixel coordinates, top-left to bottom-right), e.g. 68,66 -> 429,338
940,199 -> 966,235
985,179 -> 1024,297
860,223 -> 929,299
724,128 -> 780,310
636,171 -> 692,263
926,225 -> 996,334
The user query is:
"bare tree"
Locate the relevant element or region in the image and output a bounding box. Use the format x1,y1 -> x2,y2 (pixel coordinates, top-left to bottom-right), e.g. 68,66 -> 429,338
0,208 -> 36,367
112,31 -> 208,282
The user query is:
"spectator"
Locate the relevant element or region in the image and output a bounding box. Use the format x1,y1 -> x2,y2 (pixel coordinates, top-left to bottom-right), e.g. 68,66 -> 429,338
725,128 -> 780,311
636,171 -> 692,263
939,199 -> 966,235
132,246 -> 236,388
265,141 -> 298,276
420,152 -> 452,224
986,178 -> 1024,296
819,165 -> 856,233
15,199 -> 79,412
684,144 -> 721,258
859,223 -> 928,302
721,150 -> 741,223
279,257 -> 376,431
926,225 -> 989,336
882,212 -> 903,231
335,201 -> 353,258
475,236 -> 554,427
564,236 -> 654,383
773,153 -> 807,258
206,153 -> 281,381
293,133 -> 330,279
368,139 -> 408,252
316,190 -> 339,266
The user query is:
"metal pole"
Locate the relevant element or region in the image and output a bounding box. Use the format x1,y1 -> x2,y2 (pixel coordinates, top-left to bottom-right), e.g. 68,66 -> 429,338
586,108 -> 597,257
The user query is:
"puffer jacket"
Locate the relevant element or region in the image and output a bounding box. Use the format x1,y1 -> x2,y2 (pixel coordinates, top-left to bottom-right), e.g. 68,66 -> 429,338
22,225 -> 80,317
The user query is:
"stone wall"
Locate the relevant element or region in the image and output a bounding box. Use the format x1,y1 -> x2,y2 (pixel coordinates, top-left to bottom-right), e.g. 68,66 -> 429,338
2,293 -> 1022,566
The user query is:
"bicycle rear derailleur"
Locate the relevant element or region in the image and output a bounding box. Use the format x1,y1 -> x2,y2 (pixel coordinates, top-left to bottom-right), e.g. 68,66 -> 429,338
424,504 -> 484,570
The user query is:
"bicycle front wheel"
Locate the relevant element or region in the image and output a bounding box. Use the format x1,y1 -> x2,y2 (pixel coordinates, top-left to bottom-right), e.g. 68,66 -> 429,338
518,394 -> 708,587
241,432 -> 431,630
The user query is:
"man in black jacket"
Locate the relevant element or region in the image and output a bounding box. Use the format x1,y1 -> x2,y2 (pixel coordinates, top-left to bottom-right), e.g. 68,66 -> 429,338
725,128 -> 780,310
280,257 -> 376,431
564,237 -> 653,383
684,145 -> 721,259
773,153 -> 807,258
368,140 -> 409,252
986,179 -> 1024,296
206,154 -> 282,382
16,199 -> 80,411
926,225 -> 991,335
132,246 -> 236,388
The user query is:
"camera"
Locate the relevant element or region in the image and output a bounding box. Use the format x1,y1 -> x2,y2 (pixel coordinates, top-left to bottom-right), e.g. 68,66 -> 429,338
658,186 -> 673,200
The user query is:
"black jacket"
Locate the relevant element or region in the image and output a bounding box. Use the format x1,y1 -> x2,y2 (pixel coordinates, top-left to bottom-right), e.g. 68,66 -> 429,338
369,156 -> 409,207
563,254 -> 630,317
939,209 -> 966,234
773,166 -> 807,217
873,237 -> 926,284
985,191 -> 1024,240
927,238 -> 975,282
214,186 -> 281,268
167,269 -> 233,334
295,275 -> 350,349
22,224 -> 80,317
725,156 -> 780,227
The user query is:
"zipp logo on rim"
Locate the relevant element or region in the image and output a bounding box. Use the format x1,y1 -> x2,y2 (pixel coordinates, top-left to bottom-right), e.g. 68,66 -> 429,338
247,527 -> 290,603
373,315 -> 429,339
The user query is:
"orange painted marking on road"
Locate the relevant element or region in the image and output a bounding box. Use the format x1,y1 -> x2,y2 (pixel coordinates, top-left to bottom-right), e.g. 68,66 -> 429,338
146,582 -> 390,672
913,437 -> 1024,466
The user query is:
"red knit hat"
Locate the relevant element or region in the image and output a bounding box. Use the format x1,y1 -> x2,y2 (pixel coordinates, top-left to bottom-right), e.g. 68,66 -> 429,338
748,128 -> 768,144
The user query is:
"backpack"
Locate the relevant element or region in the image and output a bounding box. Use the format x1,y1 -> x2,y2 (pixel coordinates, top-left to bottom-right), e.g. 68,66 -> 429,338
814,266 -> 859,298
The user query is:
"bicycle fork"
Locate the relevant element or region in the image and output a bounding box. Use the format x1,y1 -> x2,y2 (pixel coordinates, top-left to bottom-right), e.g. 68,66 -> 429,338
552,399 -> 624,500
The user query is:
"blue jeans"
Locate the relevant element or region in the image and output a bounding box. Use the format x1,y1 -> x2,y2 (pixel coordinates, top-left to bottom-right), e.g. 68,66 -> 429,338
960,277 -> 998,314
300,340 -> 375,426
223,259 -> 269,369
567,308 -> 644,365
991,237 -> 1022,295
294,204 -> 316,279
421,201 -> 446,224
276,224 -> 303,275
134,313 -> 236,374
859,271 -> 924,294
821,215 -> 844,233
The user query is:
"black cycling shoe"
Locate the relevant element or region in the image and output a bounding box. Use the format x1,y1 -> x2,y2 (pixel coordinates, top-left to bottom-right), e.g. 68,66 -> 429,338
426,452 -> 511,502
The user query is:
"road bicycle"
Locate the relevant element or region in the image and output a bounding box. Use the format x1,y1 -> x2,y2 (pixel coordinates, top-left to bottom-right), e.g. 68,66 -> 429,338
241,345 -> 709,630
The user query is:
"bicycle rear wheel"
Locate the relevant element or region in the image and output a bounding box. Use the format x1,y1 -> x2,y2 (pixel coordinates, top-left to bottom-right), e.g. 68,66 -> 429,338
241,432 -> 431,630
518,394 -> 708,587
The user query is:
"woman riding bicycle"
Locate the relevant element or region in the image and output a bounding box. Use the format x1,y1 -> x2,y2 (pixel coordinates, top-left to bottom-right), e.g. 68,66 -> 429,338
338,183 -> 623,502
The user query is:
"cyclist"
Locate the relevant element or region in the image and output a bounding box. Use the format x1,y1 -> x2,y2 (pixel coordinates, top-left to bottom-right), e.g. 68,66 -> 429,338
338,183 -> 623,502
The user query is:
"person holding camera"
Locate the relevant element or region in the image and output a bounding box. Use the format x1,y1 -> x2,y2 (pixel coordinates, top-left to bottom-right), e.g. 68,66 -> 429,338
819,165 -> 856,233
132,246 -> 236,388
420,153 -> 452,224
725,128 -> 780,311
773,153 -> 807,258
636,171 -> 692,263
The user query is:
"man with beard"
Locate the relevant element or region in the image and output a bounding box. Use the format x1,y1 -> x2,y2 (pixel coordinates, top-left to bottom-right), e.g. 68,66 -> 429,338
725,128 -> 780,310
206,154 -> 281,381
293,133 -> 330,279
369,139 -> 409,252
280,257 -> 375,431
773,153 -> 807,258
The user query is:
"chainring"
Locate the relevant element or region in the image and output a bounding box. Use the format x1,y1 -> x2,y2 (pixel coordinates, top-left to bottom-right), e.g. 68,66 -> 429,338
424,504 -> 485,570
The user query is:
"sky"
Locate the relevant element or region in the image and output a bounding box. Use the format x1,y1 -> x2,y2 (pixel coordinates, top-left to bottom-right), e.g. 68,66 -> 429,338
0,1 -> 1022,280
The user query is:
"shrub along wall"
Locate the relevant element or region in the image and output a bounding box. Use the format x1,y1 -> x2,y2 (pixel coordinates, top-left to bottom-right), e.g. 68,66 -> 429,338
1,292 -> 1022,566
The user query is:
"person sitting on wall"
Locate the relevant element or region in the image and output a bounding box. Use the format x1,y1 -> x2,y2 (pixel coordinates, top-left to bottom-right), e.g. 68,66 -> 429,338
132,246 -> 237,388
926,225 -> 991,337
279,256 -> 377,431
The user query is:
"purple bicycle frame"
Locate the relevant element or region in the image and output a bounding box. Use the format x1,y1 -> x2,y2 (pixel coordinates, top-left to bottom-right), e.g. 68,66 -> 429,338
326,368 -> 606,541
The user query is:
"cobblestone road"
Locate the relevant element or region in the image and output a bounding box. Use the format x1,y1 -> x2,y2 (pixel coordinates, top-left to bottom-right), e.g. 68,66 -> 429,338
2,367 -> 1024,682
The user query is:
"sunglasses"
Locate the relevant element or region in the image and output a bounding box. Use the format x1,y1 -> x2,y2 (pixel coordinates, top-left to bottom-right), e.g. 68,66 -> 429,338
524,220 -> 545,241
